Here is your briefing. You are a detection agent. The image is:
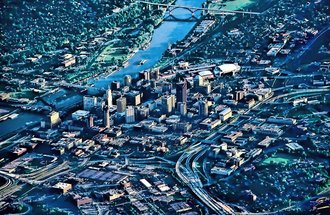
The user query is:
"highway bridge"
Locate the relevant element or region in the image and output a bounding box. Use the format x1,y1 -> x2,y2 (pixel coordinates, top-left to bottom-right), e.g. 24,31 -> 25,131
138,1 -> 261,21
266,88 -> 330,104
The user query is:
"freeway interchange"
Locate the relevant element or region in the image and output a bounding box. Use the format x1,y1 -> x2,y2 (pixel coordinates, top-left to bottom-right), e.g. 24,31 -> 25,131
172,85 -> 329,214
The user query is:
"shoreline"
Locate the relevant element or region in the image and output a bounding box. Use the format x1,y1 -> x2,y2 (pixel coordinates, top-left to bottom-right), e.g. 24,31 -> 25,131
82,0 -> 205,88
77,0 -> 177,87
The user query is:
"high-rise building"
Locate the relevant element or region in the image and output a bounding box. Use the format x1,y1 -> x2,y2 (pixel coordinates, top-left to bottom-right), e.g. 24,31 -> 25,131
116,97 -> 127,113
87,115 -> 94,128
234,91 -> 245,101
151,68 -> 160,80
83,96 -> 97,111
176,79 -> 187,103
139,70 -> 150,80
43,111 -> 61,128
111,81 -> 120,90
103,108 -> 110,128
124,75 -> 132,87
162,95 -> 175,114
127,91 -> 141,106
125,106 -> 135,123
198,100 -> 208,117
105,89 -> 112,107
194,75 -> 204,88
177,102 -> 187,116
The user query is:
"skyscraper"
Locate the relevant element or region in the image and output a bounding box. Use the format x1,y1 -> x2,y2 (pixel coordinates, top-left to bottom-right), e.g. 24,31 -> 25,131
106,89 -> 112,107
103,108 -> 110,128
87,115 -> 94,128
176,79 -> 187,103
83,96 -> 97,111
162,95 -> 175,114
177,102 -> 187,116
139,70 -> 150,80
194,75 -> 204,88
198,100 -> 208,117
111,81 -> 120,90
125,106 -> 135,123
116,97 -> 127,113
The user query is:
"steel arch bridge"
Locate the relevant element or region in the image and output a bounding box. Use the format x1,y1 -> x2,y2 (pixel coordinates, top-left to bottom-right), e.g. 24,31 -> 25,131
137,0 -> 261,21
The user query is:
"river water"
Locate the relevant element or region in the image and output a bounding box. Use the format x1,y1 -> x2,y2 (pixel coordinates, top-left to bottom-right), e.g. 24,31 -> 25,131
92,0 -> 254,88
0,107 -> 43,138
92,0 -> 206,88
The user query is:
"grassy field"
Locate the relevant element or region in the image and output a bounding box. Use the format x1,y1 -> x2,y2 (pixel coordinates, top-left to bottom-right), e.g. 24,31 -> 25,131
262,153 -> 297,165
208,0 -> 254,11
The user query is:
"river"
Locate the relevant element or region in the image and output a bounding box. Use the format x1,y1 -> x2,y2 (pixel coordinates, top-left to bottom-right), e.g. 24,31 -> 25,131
92,0 -> 254,88
0,107 -> 43,138
92,0 -> 207,88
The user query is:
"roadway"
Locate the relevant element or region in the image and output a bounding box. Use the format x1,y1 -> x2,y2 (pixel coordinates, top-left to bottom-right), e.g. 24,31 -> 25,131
138,1 -> 261,15
176,142 -> 236,214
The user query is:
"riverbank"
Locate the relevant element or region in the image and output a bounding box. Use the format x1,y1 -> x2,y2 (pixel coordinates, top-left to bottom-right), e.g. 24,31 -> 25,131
154,0 -> 265,69
90,0 -> 207,88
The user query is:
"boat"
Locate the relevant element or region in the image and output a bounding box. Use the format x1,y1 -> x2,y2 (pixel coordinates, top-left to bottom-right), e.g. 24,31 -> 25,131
139,60 -> 147,65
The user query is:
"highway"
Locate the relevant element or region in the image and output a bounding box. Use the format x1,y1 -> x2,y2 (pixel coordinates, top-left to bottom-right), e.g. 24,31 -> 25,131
266,88 -> 330,104
0,173 -> 22,201
176,142 -> 235,214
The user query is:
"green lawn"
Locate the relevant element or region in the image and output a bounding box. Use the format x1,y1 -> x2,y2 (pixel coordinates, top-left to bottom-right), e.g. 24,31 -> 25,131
208,0 -> 254,11
262,153 -> 297,166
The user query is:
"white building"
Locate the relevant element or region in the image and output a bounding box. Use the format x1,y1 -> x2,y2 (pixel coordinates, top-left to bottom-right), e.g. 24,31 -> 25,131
219,108 -> 232,121
125,106 -> 135,123
215,63 -> 241,76
105,89 -> 112,107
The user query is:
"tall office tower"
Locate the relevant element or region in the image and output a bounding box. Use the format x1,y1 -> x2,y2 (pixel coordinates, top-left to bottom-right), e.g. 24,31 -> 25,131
151,68 -> 160,80
171,95 -> 176,109
198,100 -> 208,117
87,115 -> 94,128
124,75 -> 132,87
127,91 -> 141,106
125,106 -> 135,123
177,102 -> 187,116
103,108 -> 110,128
176,79 -> 187,103
162,95 -> 175,114
194,75 -> 204,88
105,89 -> 112,107
111,81 -> 121,90
83,96 -> 97,111
116,97 -> 127,113
139,70 -> 150,80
